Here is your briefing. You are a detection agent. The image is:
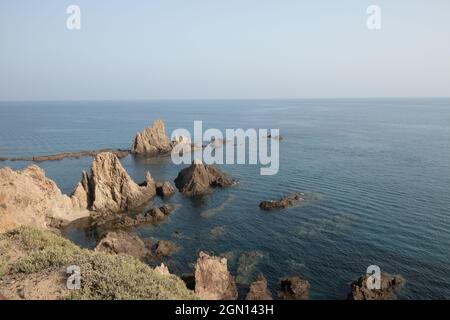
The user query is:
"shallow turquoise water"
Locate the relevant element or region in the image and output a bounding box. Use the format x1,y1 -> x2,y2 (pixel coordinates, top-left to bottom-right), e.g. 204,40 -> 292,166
1,99 -> 449,299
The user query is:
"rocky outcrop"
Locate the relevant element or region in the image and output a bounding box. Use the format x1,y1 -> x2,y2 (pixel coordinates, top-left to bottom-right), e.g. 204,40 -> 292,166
279,277 -> 310,300
154,263 -> 171,276
131,120 -> 172,155
95,230 -> 150,261
174,161 -> 237,197
0,149 -> 129,163
152,240 -> 177,258
194,251 -> 238,300
348,273 -> 404,300
259,193 -> 305,210
246,274 -> 273,300
71,152 -> 156,213
155,181 -> 175,198
0,165 -> 89,232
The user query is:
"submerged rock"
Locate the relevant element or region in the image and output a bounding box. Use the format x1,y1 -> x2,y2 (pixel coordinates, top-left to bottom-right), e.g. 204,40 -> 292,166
246,274 -> 273,300
279,277 -> 310,300
155,181 -> 175,198
194,251 -> 238,300
131,120 -> 172,155
152,240 -> 177,258
236,251 -> 265,285
95,230 -> 150,261
174,161 -> 237,197
0,165 -> 89,232
348,273 -> 404,300
259,193 -> 305,210
71,152 -> 156,213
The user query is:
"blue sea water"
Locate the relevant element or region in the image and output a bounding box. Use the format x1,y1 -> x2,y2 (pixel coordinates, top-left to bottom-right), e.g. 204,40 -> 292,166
0,99 -> 449,299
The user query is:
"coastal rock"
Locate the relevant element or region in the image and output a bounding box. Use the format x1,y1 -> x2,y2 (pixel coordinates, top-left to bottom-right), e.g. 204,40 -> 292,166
174,161 -> 237,197
154,263 -> 171,276
348,273 -> 403,300
0,165 -> 89,232
279,277 -> 310,300
71,152 -> 156,213
194,251 -> 238,300
156,181 -> 175,198
259,193 -> 305,210
95,230 -> 150,261
153,240 -> 177,258
131,120 -> 172,155
246,274 -> 273,300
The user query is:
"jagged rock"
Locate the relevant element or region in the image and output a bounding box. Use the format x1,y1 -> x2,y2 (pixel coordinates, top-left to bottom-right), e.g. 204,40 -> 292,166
95,230 -> 150,261
71,152 -> 156,213
174,161 -> 237,197
279,277 -> 310,300
194,251 -> 238,300
348,273 -> 403,300
153,240 -> 177,257
0,165 -> 89,232
154,263 -> 171,276
246,274 -> 273,300
131,120 -> 172,155
259,193 -> 305,210
156,181 -> 175,198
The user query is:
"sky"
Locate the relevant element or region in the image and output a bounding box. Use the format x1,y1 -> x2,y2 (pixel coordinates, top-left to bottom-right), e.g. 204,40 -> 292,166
0,0 -> 449,101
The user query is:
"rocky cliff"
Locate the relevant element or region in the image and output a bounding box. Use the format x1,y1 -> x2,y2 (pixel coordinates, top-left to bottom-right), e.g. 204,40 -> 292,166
194,251 -> 238,300
71,152 -> 156,213
0,165 -> 89,233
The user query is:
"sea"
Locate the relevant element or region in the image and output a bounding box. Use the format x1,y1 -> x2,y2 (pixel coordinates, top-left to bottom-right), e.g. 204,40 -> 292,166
0,98 -> 449,299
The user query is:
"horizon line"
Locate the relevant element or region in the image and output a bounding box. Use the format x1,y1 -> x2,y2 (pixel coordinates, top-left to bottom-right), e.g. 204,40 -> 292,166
1,96 -> 450,103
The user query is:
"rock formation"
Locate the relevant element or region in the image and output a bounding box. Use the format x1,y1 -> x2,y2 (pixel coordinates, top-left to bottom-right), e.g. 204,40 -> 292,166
131,120 -> 172,155
348,273 -> 403,300
174,161 -> 237,197
152,240 -> 177,258
194,251 -> 238,300
259,193 -> 305,210
95,230 -> 150,261
279,277 -> 310,300
155,181 -> 175,198
71,152 -> 156,213
0,165 -> 89,232
246,274 -> 273,300
154,263 -> 171,276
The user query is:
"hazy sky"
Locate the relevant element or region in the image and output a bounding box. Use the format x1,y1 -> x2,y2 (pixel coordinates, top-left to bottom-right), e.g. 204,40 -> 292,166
1,0 -> 449,100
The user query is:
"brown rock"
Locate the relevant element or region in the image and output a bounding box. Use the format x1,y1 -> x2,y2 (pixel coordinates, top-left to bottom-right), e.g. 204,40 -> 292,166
0,165 -> 89,232
153,240 -> 176,257
194,251 -> 238,300
174,161 -> 237,197
131,120 -> 172,155
71,152 -> 156,213
259,193 -> 305,210
95,230 -> 150,261
279,277 -> 310,300
246,274 -> 273,300
156,181 -> 175,198
348,273 -> 403,300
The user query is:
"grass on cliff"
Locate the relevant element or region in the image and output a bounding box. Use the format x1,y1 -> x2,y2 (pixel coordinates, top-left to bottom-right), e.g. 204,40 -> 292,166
1,226 -> 197,300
